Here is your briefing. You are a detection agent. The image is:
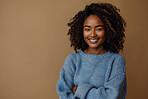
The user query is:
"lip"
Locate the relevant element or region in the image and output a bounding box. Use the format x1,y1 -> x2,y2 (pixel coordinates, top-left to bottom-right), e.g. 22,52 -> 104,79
88,38 -> 99,44
88,38 -> 99,40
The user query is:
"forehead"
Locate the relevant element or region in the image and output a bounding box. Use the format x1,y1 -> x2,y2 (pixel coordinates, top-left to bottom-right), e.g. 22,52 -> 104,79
83,15 -> 104,25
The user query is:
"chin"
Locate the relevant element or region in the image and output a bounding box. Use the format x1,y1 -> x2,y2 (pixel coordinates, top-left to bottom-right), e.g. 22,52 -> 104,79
88,44 -> 100,49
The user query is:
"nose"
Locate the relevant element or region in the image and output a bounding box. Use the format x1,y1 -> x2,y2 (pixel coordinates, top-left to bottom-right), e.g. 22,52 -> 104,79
90,29 -> 97,37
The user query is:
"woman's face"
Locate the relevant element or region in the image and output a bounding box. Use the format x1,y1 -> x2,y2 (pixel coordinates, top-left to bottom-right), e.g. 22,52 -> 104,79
83,15 -> 105,49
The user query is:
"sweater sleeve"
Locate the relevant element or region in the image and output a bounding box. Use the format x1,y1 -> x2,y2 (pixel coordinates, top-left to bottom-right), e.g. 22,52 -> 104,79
74,55 -> 127,99
56,55 -> 79,99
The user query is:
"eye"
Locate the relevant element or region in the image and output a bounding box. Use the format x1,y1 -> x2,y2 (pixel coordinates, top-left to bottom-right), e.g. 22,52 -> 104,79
96,28 -> 103,31
84,28 -> 91,31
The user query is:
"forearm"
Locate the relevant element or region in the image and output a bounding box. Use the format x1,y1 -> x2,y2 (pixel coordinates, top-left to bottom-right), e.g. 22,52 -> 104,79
73,73 -> 126,99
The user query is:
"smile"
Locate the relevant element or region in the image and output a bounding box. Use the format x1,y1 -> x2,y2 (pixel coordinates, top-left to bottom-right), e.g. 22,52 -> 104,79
88,39 -> 99,44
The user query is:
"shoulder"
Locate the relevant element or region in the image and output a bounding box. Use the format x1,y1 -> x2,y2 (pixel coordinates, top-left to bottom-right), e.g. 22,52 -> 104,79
66,51 -> 81,62
110,52 -> 126,65
109,52 -> 126,74
63,51 -> 80,71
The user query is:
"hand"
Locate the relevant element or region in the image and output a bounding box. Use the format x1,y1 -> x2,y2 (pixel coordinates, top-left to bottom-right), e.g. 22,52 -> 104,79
72,85 -> 78,94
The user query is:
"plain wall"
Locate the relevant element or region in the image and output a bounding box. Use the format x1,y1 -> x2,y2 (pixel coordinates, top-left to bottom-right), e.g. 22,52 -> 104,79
0,0 -> 148,99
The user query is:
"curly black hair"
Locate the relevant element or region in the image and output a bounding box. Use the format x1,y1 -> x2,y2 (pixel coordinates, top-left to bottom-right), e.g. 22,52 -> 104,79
67,3 -> 126,53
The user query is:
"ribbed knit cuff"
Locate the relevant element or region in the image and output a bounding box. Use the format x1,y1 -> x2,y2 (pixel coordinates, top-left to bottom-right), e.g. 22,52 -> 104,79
75,83 -> 93,98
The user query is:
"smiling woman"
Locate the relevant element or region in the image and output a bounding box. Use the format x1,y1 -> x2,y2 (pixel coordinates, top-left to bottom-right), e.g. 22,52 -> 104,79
56,2 -> 127,99
67,3 -> 126,54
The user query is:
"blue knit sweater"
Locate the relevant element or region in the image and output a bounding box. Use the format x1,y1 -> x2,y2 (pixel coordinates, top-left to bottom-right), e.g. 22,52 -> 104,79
56,49 -> 127,99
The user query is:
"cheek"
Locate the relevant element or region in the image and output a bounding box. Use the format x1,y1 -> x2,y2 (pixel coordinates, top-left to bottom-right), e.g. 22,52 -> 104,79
83,32 -> 89,38
98,32 -> 105,38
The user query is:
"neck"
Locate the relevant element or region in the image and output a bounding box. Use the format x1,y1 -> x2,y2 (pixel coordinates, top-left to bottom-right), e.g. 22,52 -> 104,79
84,46 -> 107,55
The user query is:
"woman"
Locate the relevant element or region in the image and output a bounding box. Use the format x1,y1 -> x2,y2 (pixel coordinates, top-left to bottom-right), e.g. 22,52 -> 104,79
56,3 -> 127,99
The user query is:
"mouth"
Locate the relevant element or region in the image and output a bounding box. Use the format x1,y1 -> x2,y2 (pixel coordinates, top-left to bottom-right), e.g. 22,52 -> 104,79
88,39 -> 99,44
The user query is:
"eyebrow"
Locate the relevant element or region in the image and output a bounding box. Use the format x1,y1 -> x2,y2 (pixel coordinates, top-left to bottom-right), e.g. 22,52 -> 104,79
84,25 -> 104,27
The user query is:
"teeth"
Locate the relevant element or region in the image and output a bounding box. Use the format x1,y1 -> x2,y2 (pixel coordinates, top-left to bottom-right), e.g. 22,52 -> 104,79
89,39 -> 98,41
89,39 -> 98,43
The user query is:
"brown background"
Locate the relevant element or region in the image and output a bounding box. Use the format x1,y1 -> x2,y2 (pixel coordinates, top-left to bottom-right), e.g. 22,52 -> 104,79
0,0 -> 148,99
